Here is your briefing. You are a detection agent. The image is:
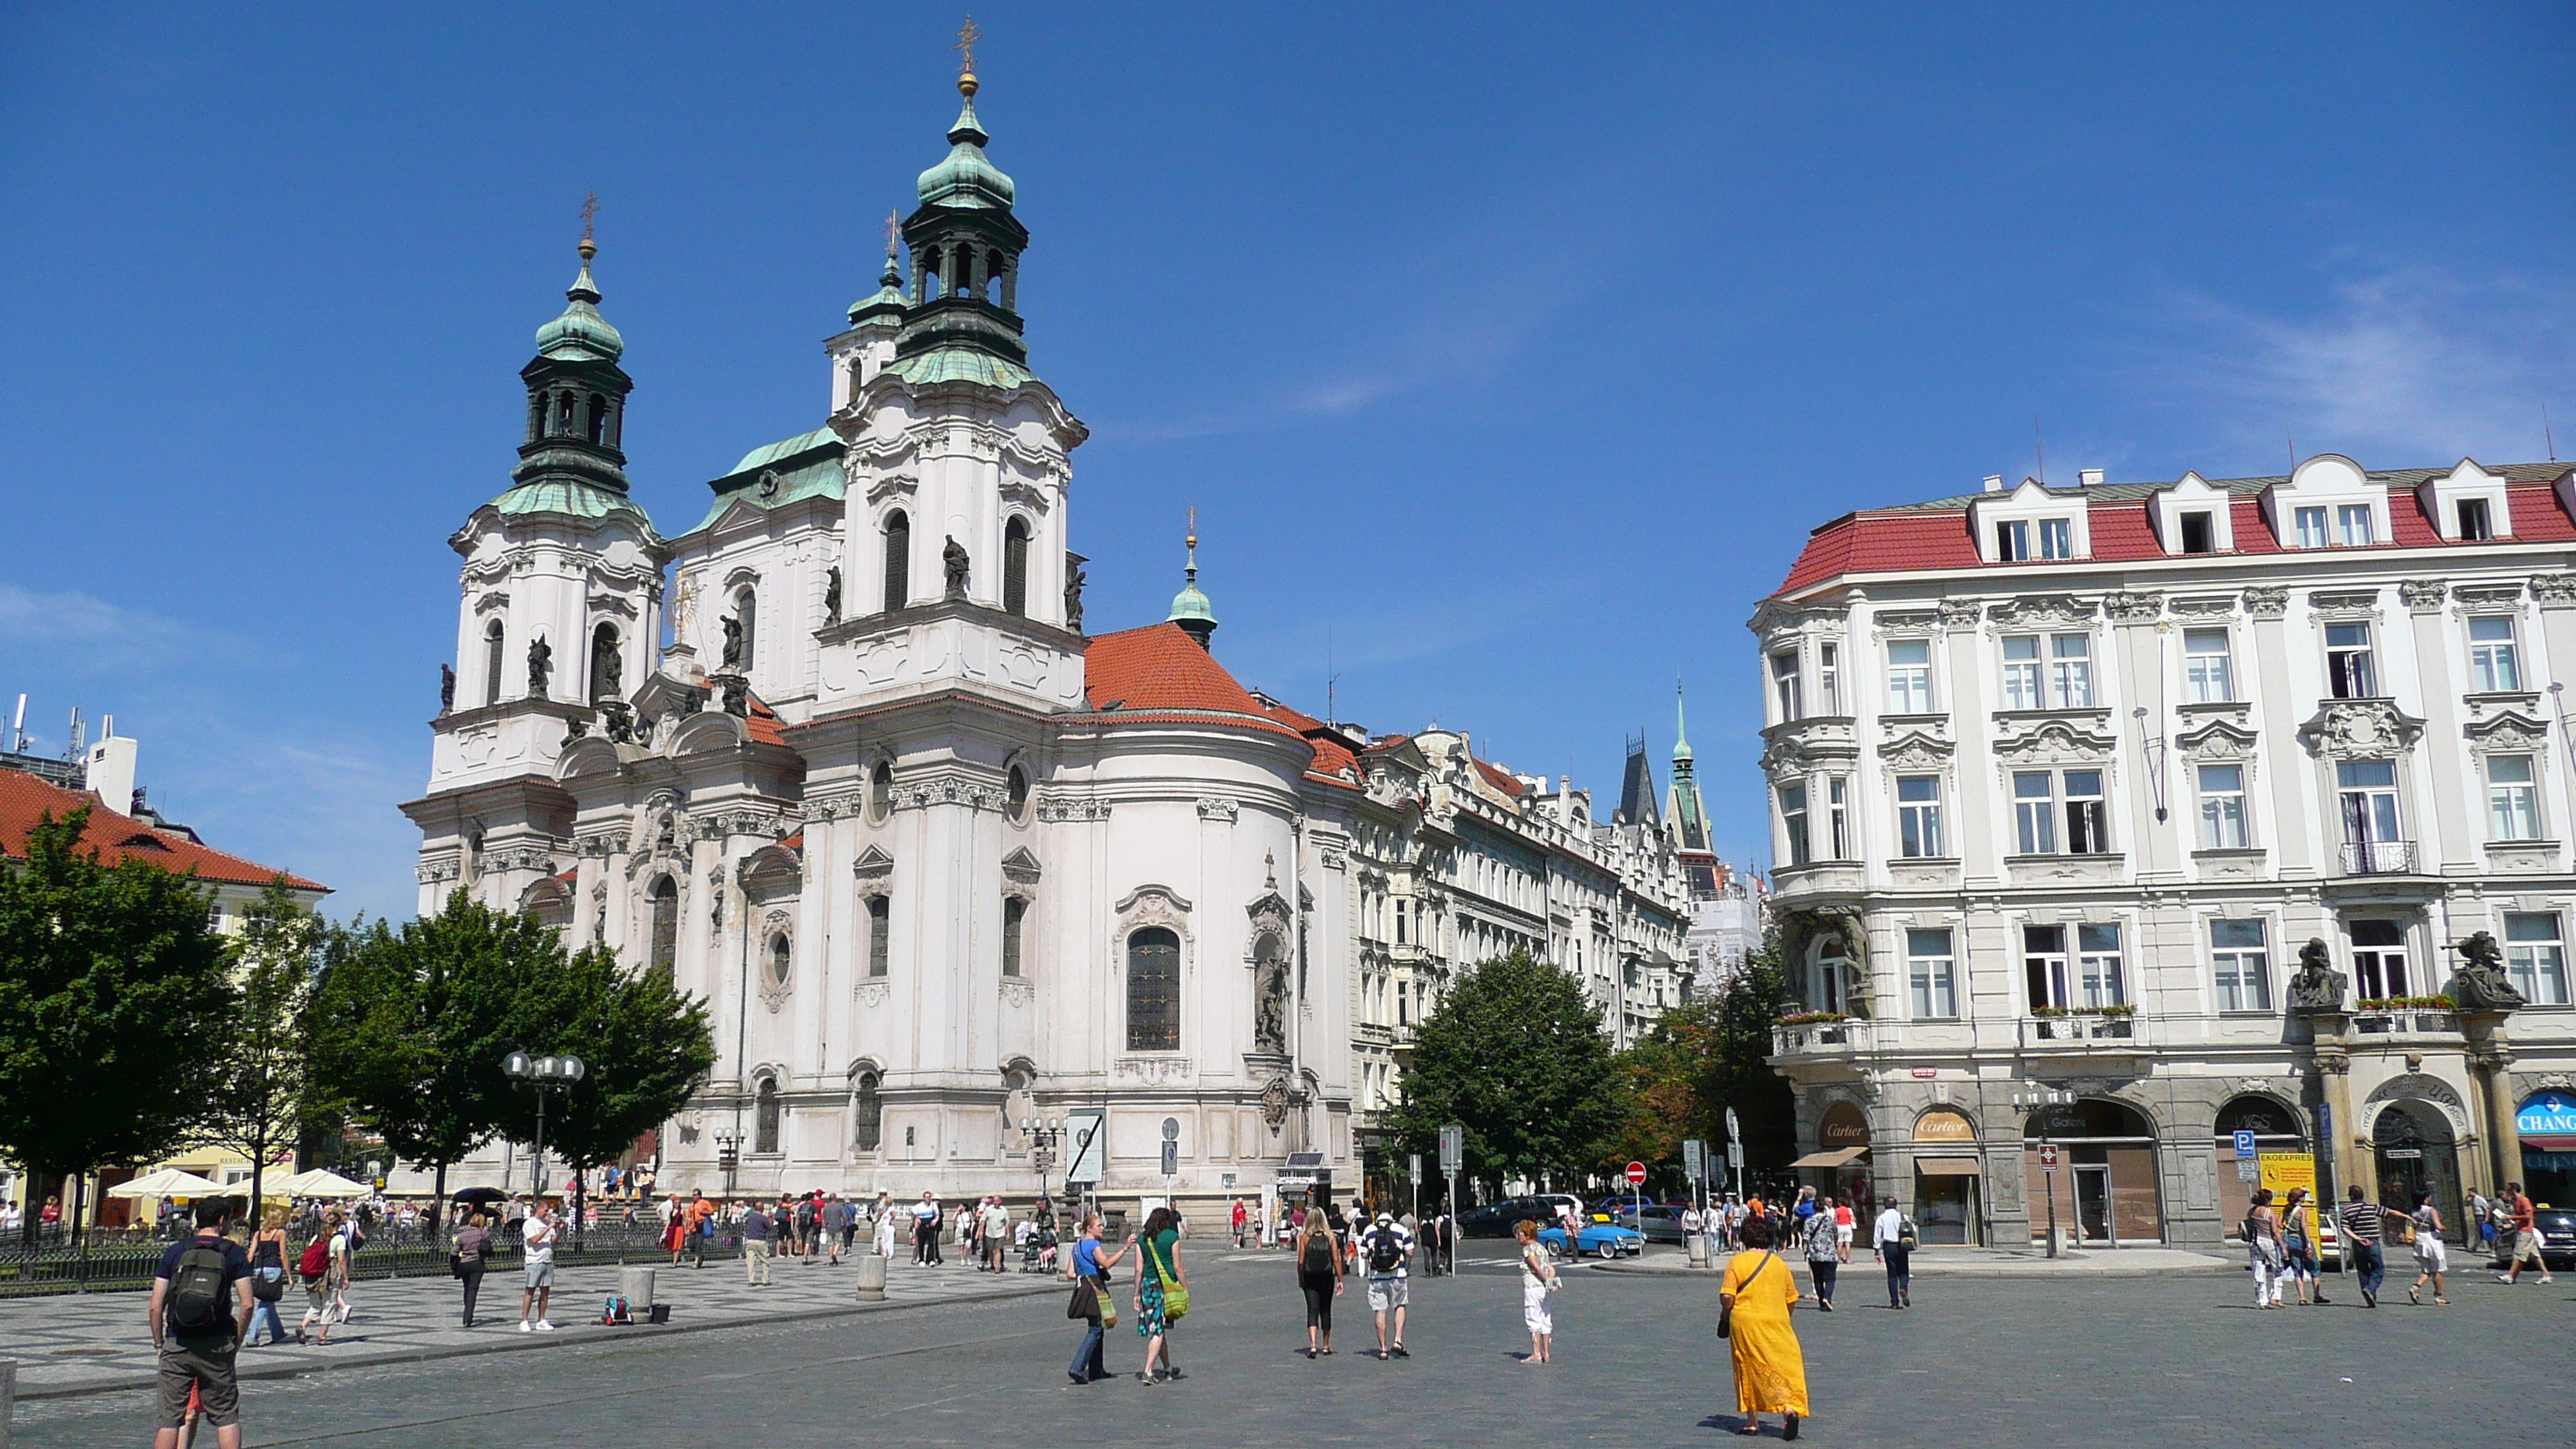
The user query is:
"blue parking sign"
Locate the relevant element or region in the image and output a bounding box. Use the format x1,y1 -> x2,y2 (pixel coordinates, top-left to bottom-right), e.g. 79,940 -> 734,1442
2233,1129 -> 2257,1160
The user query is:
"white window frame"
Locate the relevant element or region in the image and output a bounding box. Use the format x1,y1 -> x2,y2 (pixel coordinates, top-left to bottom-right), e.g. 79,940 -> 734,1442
2184,627 -> 2235,704
1827,776 -> 1851,860
1817,643 -> 1841,715
2337,503 -> 2376,546
1907,927 -> 1958,1019
1996,519 -> 2031,562
2211,918 -> 2271,1011
2326,622 -> 2376,700
2506,913 -> 2571,1006
2468,615 -> 2522,694
2024,923 -> 2072,1011
2197,762 -> 2249,849
1896,774 -> 1944,858
2049,633 -> 2094,709
2486,754 -> 2542,841
2351,919 -> 2410,999
2295,507 -> 2329,549
2002,636 -> 2044,711
1886,639 -> 1934,714
2038,517 -> 2073,560
2012,771 -> 2057,854
1771,650 -> 1803,721
2078,923 -> 2126,1009
1780,783 -> 1810,868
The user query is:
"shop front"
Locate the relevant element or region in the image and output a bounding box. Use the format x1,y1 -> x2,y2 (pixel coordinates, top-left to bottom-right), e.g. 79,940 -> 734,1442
2212,1094 -> 2310,1238
2023,1098 -> 2163,1246
1910,1107 -> 1981,1245
2517,1090 -> 2576,1208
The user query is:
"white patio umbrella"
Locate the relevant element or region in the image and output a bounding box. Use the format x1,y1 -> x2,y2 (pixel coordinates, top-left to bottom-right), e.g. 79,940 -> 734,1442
107,1168 -> 228,1199
271,1168 -> 373,1197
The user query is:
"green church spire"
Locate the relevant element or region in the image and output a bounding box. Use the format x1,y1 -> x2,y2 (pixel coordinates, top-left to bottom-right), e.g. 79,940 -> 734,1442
1168,506 -> 1218,651
891,23 -> 1033,377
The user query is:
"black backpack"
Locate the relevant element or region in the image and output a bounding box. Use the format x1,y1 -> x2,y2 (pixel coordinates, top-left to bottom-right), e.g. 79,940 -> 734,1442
167,1240 -> 232,1335
1367,1228 -> 1404,1274
1301,1231 -> 1334,1274
250,1237 -> 287,1302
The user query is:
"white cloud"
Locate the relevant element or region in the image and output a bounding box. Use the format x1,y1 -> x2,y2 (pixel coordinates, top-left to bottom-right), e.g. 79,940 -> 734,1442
2135,269 -> 2576,469
0,584 -> 254,670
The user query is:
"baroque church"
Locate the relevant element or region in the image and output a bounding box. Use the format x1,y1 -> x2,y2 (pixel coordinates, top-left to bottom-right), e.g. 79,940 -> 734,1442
405,59 -> 1365,1206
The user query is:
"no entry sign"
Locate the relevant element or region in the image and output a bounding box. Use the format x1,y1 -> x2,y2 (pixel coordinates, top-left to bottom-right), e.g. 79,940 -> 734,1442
1625,1161 -> 1647,1186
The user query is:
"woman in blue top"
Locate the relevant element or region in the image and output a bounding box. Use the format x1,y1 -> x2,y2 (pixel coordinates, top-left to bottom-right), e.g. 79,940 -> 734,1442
1132,1207 -> 1187,1385
1065,1214 -> 1125,1386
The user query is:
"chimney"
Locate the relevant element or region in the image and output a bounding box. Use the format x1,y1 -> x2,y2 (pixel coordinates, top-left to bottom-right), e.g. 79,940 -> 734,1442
2079,468 -> 2105,488
1982,474 -> 2005,493
85,723 -> 138,817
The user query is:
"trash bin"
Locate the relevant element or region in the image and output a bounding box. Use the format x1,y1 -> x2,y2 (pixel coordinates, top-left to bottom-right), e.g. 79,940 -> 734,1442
1687,1233 -> 1709,1267
619,1265 -> 656,1311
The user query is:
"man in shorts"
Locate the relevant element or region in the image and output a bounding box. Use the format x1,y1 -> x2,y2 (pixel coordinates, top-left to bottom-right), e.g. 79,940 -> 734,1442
1356,1211 -> 1414,1360
2499,1181 -> 2556,1285
517,1201 -> 559,1331
152,1197 -> 255,1449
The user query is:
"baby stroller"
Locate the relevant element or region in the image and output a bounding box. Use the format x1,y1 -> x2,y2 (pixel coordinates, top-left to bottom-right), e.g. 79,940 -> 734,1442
1020,1226 -> 1058,1273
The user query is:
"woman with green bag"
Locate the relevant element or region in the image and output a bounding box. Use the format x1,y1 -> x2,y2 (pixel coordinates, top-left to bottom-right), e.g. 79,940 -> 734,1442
1131,1207 -> 1189,1384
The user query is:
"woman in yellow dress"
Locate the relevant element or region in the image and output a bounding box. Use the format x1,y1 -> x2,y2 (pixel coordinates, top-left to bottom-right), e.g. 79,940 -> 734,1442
1721,1214 -> 1810,1438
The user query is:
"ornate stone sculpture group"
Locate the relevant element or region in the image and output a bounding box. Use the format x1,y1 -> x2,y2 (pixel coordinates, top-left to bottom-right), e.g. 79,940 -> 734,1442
2448,930 -> 2526,1012
2285,937 -> 2347,1012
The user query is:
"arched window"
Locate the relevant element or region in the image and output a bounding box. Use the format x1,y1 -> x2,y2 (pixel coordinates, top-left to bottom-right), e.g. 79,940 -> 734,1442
585,392 -> 606,444
526,392 -> 546,442
482,618 -> 506,705
1006,763 -> 1029,820
729,590 -> 756,671
1002,517 -> 1030,616
866,895 -> 891,978
649,876 -> 679,975
852,1071 -> 882,1153
1126,927 -> 1180,1052
754,1077 -> 780,1154
767,931 -> 792,989
588,622 -> 620,704
882,512 -> 910,612
1002,897 -> 1026,978
870,761 -> 895,822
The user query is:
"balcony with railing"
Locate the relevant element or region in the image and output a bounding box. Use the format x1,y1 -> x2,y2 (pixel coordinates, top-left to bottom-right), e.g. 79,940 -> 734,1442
2350,1007 -> 2461,1038
2018,1011 -> 2150,1051
2339,839 -> 2418,875
1773,1017 -> 1872,1057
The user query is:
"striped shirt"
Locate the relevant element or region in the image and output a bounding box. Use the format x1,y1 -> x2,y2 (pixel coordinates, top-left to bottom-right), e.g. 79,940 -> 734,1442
2340,1200 -> 2385,1245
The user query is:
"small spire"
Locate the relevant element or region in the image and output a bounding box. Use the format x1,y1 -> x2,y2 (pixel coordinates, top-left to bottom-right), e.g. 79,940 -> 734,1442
1186,505 -> 1198,582
569,191 -> 601,303
1673,677 -> 1694,765
880,207 -> 903,286
956,15 -> 981,97
1167,504 -> 1218,649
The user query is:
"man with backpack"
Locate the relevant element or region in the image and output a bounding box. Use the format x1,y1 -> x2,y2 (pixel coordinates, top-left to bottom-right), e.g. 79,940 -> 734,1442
1871,1200 -> 1917,1308
1355,1211 -> 1415,1360
150,1197 -> 254,1449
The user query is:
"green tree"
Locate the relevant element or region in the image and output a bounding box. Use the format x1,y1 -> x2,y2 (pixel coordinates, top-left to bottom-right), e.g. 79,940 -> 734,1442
0,809 -> 233,1243
1379,949 -> 1625,1196
1599,930 -> 1801,1191
305,892 -> 546,1218
197,882 -> 331,1214
492,940 -> 715,1243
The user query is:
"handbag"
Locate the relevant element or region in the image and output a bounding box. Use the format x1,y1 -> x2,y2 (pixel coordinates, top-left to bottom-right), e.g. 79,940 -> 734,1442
1066,1277 -> 1099,1321
1717,1252 -> 1776,1340
1146,1238 -> 1189,1321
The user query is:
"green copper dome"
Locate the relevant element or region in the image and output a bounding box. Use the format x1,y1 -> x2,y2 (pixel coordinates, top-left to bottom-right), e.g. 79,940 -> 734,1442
490,477 -> 652,526
535,240 -> 624,361
915,98 -> 1016,210
1168,578 -> 1216,625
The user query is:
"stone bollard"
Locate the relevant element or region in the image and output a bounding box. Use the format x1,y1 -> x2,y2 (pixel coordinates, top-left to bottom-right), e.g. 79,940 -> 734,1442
1687,1233 -> 1709,1268
619,1265 -> 656,1314
855,1252 -> 887,1302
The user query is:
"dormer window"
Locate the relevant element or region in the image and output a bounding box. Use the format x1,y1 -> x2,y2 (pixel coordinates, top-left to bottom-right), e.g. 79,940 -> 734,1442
2296,508 -> 2329,548
2338,504 -> 2375,547
2180,512 -> 2214,553
2038,518 -> 2073,560
1997,520 -> 2030,561
2458,498 -> 2493,541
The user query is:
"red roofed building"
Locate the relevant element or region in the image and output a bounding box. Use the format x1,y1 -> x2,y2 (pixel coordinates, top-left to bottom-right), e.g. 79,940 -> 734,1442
0,745 -> 327,918
1755,452 -> 2576,1253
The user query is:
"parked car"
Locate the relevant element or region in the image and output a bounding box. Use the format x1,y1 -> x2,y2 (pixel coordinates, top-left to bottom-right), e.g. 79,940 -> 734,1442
1461,1197 -> 1560,1238
1617,1204 -> 1692,1244
2492,1208 -> 2576,1270
1540,1221 -> 1643,1259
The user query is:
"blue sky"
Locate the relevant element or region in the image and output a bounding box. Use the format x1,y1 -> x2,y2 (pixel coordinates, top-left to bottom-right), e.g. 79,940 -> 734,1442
3,3 -> 2571,923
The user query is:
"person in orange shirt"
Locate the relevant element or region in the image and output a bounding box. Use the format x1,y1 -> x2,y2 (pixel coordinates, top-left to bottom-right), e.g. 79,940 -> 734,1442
686,1192 -> 715,1270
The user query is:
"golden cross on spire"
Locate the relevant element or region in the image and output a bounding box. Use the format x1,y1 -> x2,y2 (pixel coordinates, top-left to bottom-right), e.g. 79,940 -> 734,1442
580,190 -> 599,244
955,15 -> 980,74
1187,505 -> 1197,559
883,208 -> 901,255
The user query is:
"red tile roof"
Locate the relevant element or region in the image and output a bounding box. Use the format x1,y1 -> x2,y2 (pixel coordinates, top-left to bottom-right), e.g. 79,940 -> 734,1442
1772,470 -> 2576,598
1475,759 -> 1528,797
0,769 -> 324,891
1253,696 -> 1365,790
1081,625 -> 1301,740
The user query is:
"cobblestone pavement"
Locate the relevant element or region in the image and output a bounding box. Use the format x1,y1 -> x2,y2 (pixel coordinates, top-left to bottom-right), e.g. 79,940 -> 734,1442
0,1249 -> 1057,1399
12,1244 -> 2570,1447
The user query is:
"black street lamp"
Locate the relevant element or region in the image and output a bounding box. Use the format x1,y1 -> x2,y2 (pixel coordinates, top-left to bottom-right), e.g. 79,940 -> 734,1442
2012,1084 -> 2074,1259
1022,1118 -> 1066,1223
502,1052 -> 586,1220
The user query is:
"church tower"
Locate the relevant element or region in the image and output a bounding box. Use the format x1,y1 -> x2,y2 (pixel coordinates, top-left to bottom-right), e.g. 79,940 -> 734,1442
1666,682 -> 1721,896
817,38 -> 1090,718
407,221 -> 664,915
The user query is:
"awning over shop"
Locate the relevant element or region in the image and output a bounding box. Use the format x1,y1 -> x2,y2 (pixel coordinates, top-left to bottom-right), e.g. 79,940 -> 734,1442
1788,1146 -> 1869,1169
1913,1156 -> 1982,1177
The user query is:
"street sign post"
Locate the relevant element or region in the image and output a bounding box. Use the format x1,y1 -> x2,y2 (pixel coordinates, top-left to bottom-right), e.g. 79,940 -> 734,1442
1723,1107 -> 1745,1202
2037,1143 -> 2060,1170
2232,1129 -> 2258,1160
1064,1109 -> 1106,1220
1438,1123 -> 1464,1274
1625,1161 -> 1647,1186
1626,1160 -> 1646,1240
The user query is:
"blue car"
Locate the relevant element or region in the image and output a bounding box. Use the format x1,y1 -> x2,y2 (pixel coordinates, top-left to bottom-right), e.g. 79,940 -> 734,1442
1539,1221 -> 1643,1259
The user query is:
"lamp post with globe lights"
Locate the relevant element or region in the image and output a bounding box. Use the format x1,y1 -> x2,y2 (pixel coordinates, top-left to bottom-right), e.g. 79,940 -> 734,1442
1022,1118 -> 1066,1224
503,1052 -> 586,1227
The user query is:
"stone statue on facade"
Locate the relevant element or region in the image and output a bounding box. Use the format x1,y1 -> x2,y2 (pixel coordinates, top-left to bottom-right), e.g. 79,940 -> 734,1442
721,675 -> 750,718
2449,930 -> 2526,1012
720,615 -> 744,670
600,698 -> 636,745
824,566 -> 842,620
526,636 -> 552,697
1064,557 -> 1087,631
943,536 -> 970,599
439,663 -> 455,715
2286,937 -> 2347,1012
593,644 -> 622,703
1255,963 -> 1290,1053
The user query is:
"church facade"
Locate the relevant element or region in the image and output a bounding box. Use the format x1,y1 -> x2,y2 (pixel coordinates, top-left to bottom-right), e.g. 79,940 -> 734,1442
403,66 -> 1364,1211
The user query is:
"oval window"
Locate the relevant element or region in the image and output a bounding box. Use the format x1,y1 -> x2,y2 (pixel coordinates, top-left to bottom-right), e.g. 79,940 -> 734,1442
1007,763 -> 1030,821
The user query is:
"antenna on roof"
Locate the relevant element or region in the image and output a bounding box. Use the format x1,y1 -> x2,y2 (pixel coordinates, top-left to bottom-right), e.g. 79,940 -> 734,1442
1326,626 -> 1340,726
2547,402 -> 2558,464
2033,416 -> 2045,486
65,707 -> 84,763
2287,422 -> 2297,474
10,694 -> 25,753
